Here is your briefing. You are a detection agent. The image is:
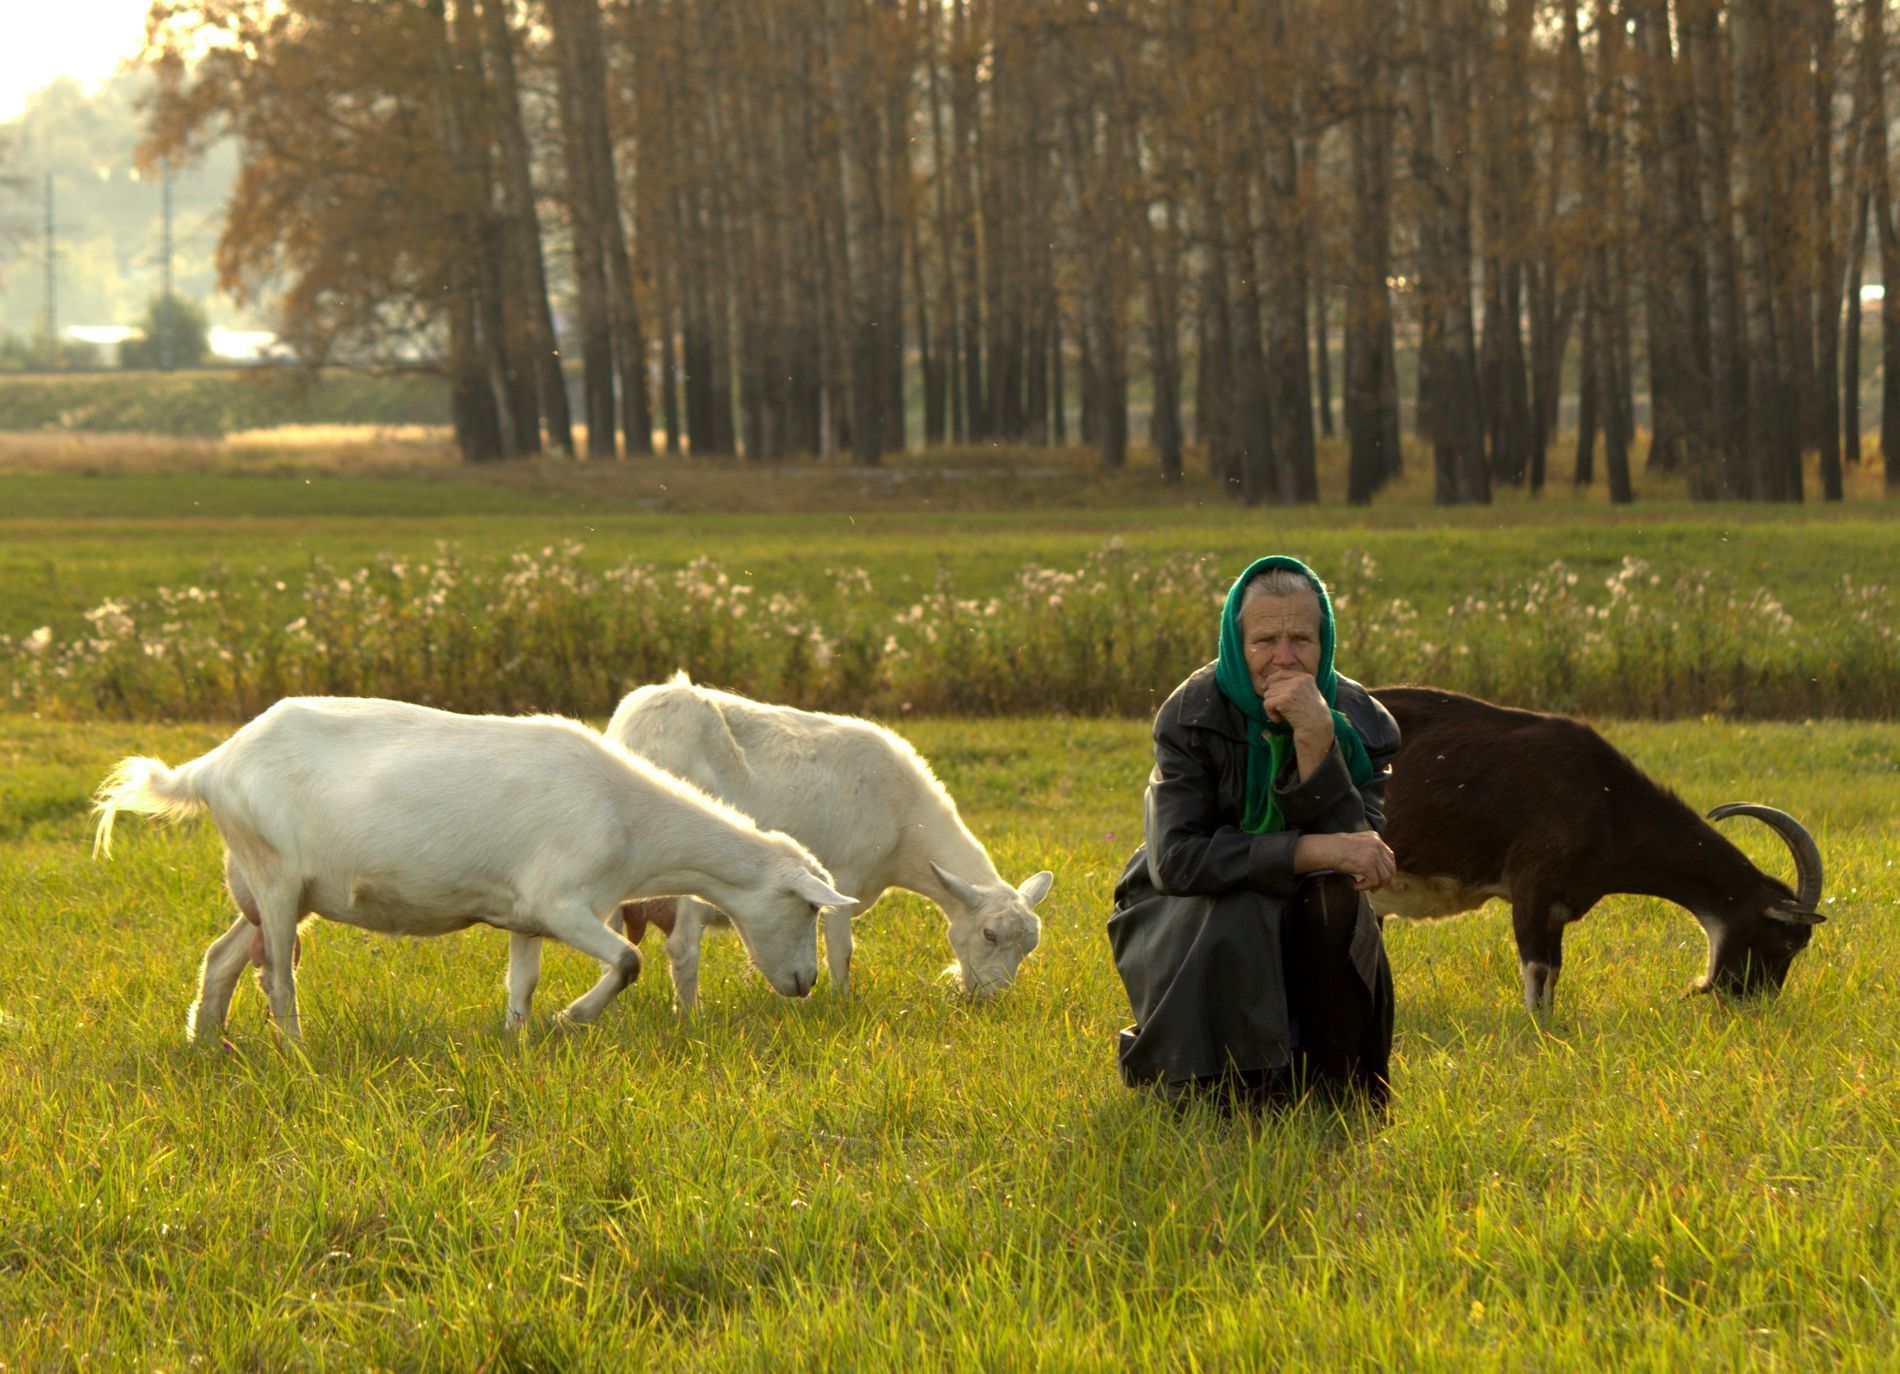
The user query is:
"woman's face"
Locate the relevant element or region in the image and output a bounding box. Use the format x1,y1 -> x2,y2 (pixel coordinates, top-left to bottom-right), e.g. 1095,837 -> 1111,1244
1240,589 -> 1323,692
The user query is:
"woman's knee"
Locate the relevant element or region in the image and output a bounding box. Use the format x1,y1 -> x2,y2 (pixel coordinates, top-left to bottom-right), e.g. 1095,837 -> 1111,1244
1287,874 -> 1363,957
1193,896 -> 1269,949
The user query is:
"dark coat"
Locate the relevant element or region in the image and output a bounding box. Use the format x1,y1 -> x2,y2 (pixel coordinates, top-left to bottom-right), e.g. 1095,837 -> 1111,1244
1107,663 -> 1401,1092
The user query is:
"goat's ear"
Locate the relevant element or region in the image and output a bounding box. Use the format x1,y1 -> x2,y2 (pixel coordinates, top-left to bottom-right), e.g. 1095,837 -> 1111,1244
1765,901 -> 1825,926
791,870 -> 856,910
1017,871 -> 1054,907
930,861 -> 985,908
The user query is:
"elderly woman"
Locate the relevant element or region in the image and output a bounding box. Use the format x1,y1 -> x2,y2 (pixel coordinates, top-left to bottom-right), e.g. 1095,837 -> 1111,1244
1108,556 -> 1401,1109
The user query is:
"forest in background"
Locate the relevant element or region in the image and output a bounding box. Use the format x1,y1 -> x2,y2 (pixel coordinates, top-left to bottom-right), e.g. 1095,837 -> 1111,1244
75,0 -> 1900,503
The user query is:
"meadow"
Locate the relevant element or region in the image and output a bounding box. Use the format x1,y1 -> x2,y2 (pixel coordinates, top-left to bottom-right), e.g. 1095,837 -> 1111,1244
0,437 -> 1896,1368
4,448 -> 1897,722
3,713 -> 1897,1369
0,369 -> 448,440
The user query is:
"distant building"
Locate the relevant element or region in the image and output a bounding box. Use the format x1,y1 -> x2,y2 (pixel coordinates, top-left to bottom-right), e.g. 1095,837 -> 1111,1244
64,325 -> 138,368
54,324 -> 288,367
207,327 -> 286,362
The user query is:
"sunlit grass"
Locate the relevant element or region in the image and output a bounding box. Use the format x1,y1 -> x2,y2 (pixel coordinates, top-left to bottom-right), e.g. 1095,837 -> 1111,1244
2,714 -> 1895,1368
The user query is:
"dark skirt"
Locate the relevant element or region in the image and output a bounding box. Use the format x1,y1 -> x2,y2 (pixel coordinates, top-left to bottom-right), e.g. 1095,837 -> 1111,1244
1107,847 -> 1394,1103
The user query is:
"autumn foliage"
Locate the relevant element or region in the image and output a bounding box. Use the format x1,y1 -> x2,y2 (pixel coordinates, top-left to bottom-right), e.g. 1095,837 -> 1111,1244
142,0 -> 1896,502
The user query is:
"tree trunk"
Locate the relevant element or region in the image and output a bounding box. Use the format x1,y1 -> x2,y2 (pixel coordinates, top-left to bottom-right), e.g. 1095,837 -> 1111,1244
1734,0 -> 1802,499
1229,170 -> 1278,505
1813,0 -> 1843,500
1343,5 -> 1402,506
575,0 -> 650,456
426,0 -> 502,463
550,0 -> 616,459
1844,186 -> 1868,467
476,0 -> 570,456
1142,193 -> 1185,482
1594,0 -> 1634,503
1260,34 -> 1317,503
1683,0 -> 1748,496
1409,0 -> 1489,505
1870,0 -> 1900,487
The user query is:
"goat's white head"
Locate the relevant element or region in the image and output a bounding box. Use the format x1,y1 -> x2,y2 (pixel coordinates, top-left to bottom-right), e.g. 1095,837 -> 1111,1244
932,862 -> 1053,999
728,834 -> 853,998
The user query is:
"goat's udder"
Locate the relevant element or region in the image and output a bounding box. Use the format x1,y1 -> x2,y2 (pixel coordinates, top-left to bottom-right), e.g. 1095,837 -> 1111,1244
618,897 -> 679,943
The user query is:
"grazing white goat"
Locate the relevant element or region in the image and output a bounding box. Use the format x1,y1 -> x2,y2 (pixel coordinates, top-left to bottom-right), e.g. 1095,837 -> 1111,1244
91,697 -> 854,1043
604,674 -> 1053,1008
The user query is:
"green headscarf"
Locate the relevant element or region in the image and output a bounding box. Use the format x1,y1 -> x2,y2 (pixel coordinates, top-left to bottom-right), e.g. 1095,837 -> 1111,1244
1213,555 -> 1373,834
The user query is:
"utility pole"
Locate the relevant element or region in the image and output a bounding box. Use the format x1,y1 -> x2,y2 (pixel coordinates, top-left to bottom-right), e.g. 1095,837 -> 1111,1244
159,163 -> 174,370
41,172 -> 57,365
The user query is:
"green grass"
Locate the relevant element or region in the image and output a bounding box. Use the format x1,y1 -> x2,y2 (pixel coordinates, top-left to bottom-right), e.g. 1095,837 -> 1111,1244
2,714 -> 1896,1368
6,453 -> 1895,633
0,445 -> 1895,1362
6,487 -> 1896,720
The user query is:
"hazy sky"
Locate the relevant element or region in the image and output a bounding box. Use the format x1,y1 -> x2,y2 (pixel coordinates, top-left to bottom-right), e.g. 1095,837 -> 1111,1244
2,0 -> 153,122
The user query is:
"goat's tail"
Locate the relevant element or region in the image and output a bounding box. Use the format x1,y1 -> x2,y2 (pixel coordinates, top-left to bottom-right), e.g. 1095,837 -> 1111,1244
91,756 -> 208,858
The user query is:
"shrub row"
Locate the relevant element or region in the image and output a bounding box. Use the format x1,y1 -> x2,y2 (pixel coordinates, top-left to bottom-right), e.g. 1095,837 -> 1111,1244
3,543 -> 1894,721
0,369 -> 448,438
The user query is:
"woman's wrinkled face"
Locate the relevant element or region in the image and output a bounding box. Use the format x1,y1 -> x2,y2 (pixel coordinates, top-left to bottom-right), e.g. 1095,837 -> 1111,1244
1240,589 -> 1323,693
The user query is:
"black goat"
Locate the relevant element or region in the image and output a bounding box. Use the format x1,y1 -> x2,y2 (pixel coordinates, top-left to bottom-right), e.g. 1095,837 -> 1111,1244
1371,686 -> 1825,1012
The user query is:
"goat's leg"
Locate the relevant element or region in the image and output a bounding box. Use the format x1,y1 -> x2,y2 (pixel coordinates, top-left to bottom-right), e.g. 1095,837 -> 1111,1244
250,880 -> 305,1044
505,933 -> 543,1030
539,902 -> 642,1025
1509,888 -> 1577,1015
665,898 -> 710,1014
823,903 -> 854,997
188,915 -> 256,1044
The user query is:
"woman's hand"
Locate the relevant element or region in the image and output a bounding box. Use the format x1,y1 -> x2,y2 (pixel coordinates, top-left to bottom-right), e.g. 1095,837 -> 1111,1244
1262,669 -> 1331,738
1319,830 -> 1397,892
1264,669 -> 1336,779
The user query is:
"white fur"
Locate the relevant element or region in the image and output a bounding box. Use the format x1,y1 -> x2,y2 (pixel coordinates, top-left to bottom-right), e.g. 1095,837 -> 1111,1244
605,673 -> 1053,1008
92,696 -> 849,1043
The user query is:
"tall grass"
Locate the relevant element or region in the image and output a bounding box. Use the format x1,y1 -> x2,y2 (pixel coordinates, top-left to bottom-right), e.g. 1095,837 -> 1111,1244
2,714 -> 1895,1368
6,540 -> 1895,721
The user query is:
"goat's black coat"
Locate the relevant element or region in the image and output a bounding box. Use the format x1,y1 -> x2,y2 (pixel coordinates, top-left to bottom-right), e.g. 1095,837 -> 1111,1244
1372,686 -> 1820,1002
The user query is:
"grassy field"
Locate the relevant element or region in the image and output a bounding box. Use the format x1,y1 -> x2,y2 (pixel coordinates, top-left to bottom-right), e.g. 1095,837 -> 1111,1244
2,713 -> 1896,1368
4,434 -> 1892,628
0,369 -> 449,438
0,444 -> 1895,1366
5,455 -> 1895,722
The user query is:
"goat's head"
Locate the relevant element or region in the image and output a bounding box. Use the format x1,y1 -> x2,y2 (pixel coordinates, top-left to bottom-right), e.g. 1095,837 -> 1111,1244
1690,804 -> 1825,998
931,862 -> 1053,999
724,835 -> 854,998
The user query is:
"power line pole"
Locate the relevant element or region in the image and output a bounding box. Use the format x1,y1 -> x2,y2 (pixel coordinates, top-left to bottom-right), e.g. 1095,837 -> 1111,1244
159,163 -> 174,370
42,173 -> 57,364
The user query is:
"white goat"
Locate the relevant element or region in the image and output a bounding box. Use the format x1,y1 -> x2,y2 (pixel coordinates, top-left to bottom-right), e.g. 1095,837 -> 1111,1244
604,674 -> 1053,1008
91,696 -> 854,1043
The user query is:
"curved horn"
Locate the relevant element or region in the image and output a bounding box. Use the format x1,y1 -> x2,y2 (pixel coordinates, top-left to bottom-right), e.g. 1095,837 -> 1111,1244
1707,803 -> 1824,911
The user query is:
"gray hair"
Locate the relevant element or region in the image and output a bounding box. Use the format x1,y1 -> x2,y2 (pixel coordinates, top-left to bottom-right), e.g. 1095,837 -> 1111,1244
1239,567 -> 1319,609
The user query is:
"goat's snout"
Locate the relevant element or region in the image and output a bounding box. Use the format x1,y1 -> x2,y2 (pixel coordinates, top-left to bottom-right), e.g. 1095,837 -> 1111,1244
790,970 -> 814,998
